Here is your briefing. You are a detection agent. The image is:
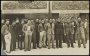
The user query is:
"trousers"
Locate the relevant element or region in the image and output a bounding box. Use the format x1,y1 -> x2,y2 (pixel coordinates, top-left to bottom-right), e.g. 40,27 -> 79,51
1,34 -> 6,50
24,31 -> 32,51
77,27 -> 86,48
66,33 -> 74,47
47,34 -> 55,48
39,31 -> 46,48
56,34 -> 63,48
4,33 -> 11,52
84,28 -> 88,43
18,35 -> 24,50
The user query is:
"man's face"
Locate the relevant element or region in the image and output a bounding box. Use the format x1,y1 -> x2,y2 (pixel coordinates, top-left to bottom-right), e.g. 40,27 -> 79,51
6,21 -> 9,25
16,19 -> 19,23
45,19 -> 48,23
21,20 -> 24,24
24,19 -> 27,21
42,20 -> 44,23
78,18 -> 81,22
28,20 -> 31,24
39,20 -> 41,23
31,20 -> 34,24
52,19 -> 55,23
49,19 -> 52,23
58,18 -> 60,22
1,19 -> 5,24
36,19 -> 39,22
12,21 -> 16,25
85,19 -> 87,21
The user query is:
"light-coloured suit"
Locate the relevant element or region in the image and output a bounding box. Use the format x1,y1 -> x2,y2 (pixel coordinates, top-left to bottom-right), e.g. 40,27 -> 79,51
22,24 -> 33,51
77,21 -> 86,48
1,24 -> 11,52
38,23 -> 46,48
51,23 -> 55,48
84,21 -> 88,43
46,23 -> 52,48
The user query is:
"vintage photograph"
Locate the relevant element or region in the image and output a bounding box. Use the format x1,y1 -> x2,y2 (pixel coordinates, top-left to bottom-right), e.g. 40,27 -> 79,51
1,1 -> 89,55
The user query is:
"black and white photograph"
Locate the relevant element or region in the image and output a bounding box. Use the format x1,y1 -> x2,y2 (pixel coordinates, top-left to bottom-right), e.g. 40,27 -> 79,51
1,0 -> 89,55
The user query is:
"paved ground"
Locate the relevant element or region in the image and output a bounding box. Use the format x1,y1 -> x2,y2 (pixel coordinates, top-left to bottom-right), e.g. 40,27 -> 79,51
4,40 -> 89,55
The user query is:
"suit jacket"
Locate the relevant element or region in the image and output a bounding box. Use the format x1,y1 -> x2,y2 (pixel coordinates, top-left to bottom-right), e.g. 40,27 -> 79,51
1,23 -> 4,35
55,22 -> 63,35
1,24 -> 10,36
64,23 -> 70,35
80,21 -> 85,39
32,23 -> 36,42
9,25 -> 16,44
51,23 -> 55,34
47,23 -> 52,34
74,21 -> 77,31
9,25 -> 16,37
69,22 -> 74,34
15,23 -> 23,35
38,23 -> 45,32
35,22 -> 39,33
22,24 -> 33,33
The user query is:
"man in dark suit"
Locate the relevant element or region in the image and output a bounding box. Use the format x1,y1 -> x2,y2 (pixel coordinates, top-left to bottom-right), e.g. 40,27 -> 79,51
55,18 -> 63,48
15,18 -> 20,49
61,18 -> 65,43
73,17 -> 77,43
1,19 -> 6,50
19,20 -> 25,50
31,20 -> 37,49
35,19 -> 40,48
10,20 -> 16,51
64,19 -> 70,48
69,20 -> 75,48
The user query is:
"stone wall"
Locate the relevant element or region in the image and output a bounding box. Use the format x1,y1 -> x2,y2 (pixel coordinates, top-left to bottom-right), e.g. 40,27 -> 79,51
52,1 -> 89,10
2,1 -> 47,10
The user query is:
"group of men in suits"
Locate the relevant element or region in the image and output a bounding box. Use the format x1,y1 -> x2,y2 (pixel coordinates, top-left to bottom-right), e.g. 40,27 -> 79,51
1,17 -> 88,53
